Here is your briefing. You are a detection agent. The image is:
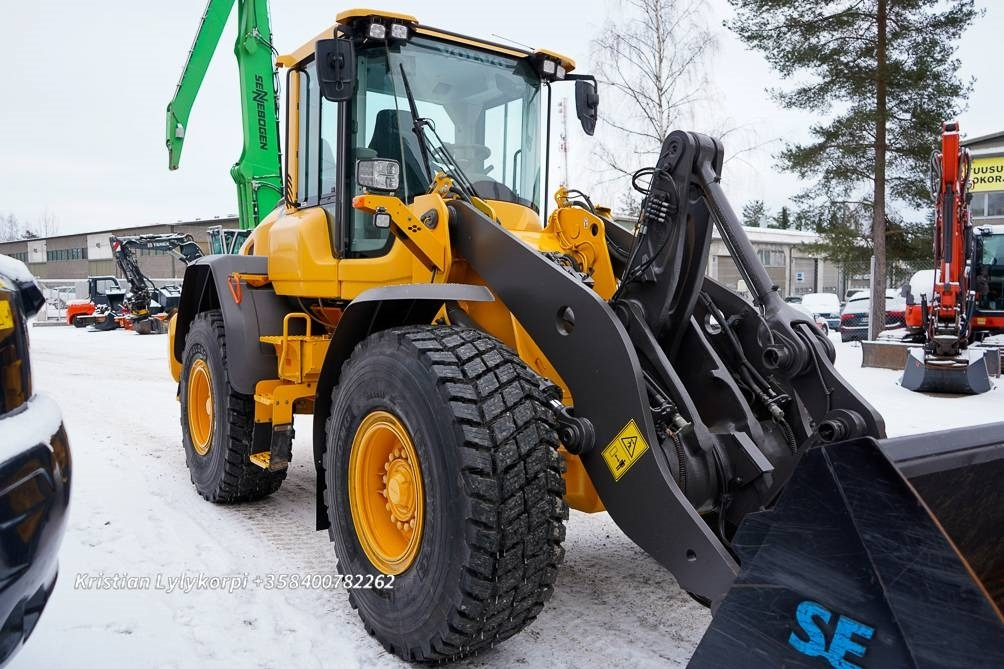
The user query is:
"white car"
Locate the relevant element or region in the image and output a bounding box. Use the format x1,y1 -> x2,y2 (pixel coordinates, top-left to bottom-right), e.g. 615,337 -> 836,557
799,293 -> 842,330
791,303 -> 829,334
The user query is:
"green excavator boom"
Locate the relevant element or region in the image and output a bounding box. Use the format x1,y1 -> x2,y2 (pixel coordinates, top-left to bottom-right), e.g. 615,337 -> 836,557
165,0 -> 283,231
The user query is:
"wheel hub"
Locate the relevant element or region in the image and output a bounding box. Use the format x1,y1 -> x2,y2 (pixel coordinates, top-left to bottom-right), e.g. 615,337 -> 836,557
349,411 -> 424,574
383,453 -> 417,530
187,358 -> 213,456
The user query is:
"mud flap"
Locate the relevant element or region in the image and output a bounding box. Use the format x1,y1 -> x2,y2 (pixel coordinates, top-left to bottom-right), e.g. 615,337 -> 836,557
900,346 -> 993,395
690,434 -> 1004,668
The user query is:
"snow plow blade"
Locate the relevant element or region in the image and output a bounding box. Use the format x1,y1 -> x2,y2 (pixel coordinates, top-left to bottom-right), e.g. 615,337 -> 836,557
900,346 -> 993,394
691,423 -> 1004,668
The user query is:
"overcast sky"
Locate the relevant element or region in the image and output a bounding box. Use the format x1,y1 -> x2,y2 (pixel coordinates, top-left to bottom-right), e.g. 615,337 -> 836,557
1,1 -> 1000,235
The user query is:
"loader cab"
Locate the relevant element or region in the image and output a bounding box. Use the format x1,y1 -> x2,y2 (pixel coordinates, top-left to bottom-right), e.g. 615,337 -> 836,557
263,10 -> 596,297
89,276 -> 124,307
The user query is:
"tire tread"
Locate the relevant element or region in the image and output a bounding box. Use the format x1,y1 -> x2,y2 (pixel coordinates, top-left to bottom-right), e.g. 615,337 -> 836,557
184,310 -> 285,503
326,325 -> 567,664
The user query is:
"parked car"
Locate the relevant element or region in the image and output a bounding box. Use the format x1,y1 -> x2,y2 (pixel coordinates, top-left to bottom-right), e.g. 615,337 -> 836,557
783,295 -> 802,304
844,288 -> 902,304
799,292 -> 842,330
791,303 -> 829,334
839,293 -> 907,342
0,256 -> 71,664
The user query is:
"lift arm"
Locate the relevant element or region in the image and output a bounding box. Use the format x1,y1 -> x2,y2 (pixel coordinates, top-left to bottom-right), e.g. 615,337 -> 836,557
110,234 -> 204,317
929,121 -> 973,351
165,0 -> 283,230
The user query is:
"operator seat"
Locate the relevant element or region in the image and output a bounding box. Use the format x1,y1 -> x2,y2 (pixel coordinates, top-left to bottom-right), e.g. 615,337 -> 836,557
367,109 -> 429,201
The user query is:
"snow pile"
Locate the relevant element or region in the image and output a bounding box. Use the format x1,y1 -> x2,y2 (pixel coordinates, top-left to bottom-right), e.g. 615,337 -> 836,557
0,393 -> 62,459
0,254 -> 36,284
10,327 -> 1001,667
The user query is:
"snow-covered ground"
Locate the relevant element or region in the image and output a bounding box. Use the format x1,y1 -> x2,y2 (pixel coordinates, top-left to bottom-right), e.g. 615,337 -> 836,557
13,326 -> 1003,668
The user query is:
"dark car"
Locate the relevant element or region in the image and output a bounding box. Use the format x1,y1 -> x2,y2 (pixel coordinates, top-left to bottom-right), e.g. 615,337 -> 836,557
839,294 -> 907,342
0,256 -> 71,664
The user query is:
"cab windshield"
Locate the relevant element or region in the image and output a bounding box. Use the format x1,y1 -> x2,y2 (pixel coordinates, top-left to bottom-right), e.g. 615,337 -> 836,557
348,36 -> 542,212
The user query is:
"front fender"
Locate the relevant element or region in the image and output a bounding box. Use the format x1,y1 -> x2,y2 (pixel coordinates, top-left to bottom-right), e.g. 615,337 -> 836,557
172,255 -> 288,395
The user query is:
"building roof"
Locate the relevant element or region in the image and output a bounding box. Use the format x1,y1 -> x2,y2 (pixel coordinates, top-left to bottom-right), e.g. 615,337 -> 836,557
0,216 -> 238,244
962,130 -> 1004,149
730,226 -> 820,245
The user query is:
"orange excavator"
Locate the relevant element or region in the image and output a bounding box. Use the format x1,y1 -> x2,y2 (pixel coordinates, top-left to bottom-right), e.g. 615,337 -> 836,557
902,122 -> 994,393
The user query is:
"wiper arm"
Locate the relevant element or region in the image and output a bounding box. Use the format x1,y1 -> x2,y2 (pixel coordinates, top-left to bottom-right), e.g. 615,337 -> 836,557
397,64 -> 434,183
396,64 -> 478,199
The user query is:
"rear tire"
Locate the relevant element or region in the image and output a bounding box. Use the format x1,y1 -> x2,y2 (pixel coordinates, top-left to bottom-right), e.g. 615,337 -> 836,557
324,325 -> 567,663
180,310 -> 285,502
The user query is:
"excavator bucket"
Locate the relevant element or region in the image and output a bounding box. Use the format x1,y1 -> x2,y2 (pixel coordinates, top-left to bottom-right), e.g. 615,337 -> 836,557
691,423 -> 1004,668
900,346 -> 993,394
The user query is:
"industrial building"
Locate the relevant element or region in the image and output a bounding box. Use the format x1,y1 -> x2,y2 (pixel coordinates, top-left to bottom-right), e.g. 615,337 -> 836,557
0,217 -> 238,281
965,130 -> 1004,223
611,216 -> 842,299
3,214 -> 839,300
709,226 -> 842,299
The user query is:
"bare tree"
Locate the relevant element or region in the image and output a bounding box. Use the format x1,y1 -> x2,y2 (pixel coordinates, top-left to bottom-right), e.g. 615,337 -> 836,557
591,0 -> 717,185
23,210 -> 60,239
0,213 -> 20,242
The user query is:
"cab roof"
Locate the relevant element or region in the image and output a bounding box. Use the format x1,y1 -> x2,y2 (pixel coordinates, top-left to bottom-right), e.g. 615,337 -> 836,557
277,8 -> 575,72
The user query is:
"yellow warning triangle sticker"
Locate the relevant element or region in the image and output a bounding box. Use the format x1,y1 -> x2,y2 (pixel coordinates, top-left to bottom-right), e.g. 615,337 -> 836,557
602,420 -> 650,482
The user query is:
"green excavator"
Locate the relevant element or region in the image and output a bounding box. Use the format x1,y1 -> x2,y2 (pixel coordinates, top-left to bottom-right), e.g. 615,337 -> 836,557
166,0 -> 282,231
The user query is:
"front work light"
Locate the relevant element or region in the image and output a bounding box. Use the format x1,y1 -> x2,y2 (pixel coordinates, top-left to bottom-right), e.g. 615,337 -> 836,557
357,159 -> 401,192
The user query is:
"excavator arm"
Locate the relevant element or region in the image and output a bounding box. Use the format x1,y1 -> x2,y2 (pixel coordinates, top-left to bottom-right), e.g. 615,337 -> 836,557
900,122 -> 994,393
109,234 -> 204,331
165,0 -> 282,230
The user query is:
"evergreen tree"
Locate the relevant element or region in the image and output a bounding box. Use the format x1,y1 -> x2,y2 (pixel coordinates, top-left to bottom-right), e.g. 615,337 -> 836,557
741,199 -> 768,227
727,0 -> 978,337
769,206 -> 792,229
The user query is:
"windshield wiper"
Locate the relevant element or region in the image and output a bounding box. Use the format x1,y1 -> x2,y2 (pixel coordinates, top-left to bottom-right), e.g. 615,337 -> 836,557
396,64 -> 478,200
397,64 -> 434,181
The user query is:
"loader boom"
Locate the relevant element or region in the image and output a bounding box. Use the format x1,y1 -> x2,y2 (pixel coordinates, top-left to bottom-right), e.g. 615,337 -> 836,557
165,0 -> 282,229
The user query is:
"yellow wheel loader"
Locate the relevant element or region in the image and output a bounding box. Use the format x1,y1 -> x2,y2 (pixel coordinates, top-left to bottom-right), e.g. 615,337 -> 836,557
166,8 -> 1004,665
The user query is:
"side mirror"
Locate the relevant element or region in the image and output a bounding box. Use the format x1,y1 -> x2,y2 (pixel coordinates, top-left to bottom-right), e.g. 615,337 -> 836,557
357,159 -> 401,193
574,79 -> 599,136
316,39 -> 356,102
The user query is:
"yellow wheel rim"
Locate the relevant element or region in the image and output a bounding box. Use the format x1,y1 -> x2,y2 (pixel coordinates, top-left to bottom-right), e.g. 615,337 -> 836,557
349,411 -> 424,575
187,359 -> 213,456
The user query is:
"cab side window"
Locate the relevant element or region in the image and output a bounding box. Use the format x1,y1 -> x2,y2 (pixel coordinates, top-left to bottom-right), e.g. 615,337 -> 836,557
319,96 -> 338,201
295,63 -> 320,205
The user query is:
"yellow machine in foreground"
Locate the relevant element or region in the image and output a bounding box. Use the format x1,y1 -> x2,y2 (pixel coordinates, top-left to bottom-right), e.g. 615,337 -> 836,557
167,8 -> 1004,666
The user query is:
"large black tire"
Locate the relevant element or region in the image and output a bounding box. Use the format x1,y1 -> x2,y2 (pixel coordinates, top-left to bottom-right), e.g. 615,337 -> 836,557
179,310 -> 285,502
324,325 -> 567,663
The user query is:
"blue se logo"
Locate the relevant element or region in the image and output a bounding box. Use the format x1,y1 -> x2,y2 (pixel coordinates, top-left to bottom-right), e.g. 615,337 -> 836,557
788,600 -> 876,669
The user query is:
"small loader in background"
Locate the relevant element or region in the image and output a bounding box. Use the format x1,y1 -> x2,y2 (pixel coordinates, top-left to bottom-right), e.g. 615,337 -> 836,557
77,233 -> 203,333
165,5 -> 1004,666
65,275 -> 126,327
900,122 -> 995,393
